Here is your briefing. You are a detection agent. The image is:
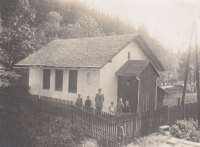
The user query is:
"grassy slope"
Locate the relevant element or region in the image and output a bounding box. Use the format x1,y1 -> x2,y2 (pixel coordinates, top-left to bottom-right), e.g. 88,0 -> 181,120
0,103 -> 83,147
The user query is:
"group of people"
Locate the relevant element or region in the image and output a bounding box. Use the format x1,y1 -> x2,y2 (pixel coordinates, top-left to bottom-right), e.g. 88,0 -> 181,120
109,98 -> 131,115
75,88 -> 104,110
75,88 -> 131,115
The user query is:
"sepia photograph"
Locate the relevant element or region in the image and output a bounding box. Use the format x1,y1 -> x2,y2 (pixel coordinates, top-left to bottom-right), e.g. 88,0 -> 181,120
0,0 -> 200,146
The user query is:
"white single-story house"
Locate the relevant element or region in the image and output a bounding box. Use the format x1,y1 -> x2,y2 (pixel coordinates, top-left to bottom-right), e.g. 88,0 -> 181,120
15,34 -> 166,112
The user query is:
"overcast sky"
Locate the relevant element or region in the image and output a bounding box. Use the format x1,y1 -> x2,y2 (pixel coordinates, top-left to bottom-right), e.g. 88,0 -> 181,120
81,0 -> 200,52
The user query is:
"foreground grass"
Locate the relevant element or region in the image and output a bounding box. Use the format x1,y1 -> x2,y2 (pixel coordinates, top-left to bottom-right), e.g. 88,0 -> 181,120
0,103 -> 84,147
128,133 -> 171,147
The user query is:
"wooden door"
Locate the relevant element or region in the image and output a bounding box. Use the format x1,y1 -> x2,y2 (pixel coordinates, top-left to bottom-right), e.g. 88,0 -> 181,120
117,76 -> 138,113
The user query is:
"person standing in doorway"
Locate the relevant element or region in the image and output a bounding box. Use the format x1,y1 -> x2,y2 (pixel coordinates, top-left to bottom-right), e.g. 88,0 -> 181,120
116,98 -> 124,115
75,94 -> 82,108
123,101 -> 131,113
95,88 -> 104,111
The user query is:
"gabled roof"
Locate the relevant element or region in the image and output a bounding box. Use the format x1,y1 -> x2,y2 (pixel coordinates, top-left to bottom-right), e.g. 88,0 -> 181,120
134,35 -> 166,71
115,60 -> 160,77
15,34 -> 165,71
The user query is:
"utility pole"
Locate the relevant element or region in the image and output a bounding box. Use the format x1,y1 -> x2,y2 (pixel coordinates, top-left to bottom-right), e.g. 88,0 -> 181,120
194,21 -> 200,128
181,23 -> 194,105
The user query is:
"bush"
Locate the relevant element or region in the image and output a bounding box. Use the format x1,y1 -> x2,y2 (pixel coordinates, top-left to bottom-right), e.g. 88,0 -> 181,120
0,104 -> 85,147
170,119 -> 200,142
97,138 -> 118,147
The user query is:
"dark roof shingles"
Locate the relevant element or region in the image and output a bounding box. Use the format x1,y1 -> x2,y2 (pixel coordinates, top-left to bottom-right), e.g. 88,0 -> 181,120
17,34 -> 138,68
115,60 -> 151,77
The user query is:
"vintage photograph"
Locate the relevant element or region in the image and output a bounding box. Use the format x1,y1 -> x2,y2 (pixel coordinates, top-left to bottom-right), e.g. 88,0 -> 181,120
0,0 -> 200,146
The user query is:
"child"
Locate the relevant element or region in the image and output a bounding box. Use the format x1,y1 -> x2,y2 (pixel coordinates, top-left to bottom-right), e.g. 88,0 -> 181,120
75,94 -> 82,108
123,101 -> 131,113
116,98 -> 124,115
85,96 -> 91,107
109,101 -> 116,115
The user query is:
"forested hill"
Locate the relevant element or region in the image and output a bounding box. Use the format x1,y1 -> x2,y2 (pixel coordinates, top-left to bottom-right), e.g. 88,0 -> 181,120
0,0 -> 181,86
29,0 -> 136,35
29,0 -> 180,84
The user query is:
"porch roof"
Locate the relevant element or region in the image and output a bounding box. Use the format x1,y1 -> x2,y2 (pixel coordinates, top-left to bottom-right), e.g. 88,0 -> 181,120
115,60 -> 160,77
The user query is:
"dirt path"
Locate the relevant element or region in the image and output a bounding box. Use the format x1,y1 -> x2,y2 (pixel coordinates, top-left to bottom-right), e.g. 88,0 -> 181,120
82,137 -> 98,147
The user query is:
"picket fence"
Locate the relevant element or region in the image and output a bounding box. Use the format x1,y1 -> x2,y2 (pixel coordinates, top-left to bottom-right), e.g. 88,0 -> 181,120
0,91 -> 198,146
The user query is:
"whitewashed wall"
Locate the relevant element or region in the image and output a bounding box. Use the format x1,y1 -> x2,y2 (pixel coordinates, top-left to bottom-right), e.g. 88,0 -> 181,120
100,41 -> 148,112
29,68 -> 100,107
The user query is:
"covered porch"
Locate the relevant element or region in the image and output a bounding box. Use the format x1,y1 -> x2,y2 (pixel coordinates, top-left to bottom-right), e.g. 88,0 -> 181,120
116,60 -> 160,113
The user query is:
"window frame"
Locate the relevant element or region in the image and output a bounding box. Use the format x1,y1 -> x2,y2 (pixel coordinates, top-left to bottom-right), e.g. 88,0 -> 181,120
55,69 -> 63,91
43,69 -> 51,90
68,70 -> 78,93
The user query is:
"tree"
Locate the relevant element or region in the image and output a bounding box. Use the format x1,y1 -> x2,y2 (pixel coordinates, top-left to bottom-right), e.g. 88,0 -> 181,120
0,0 -> 36,70
138,24 -> 180,85
178,49 -> 198,92
30,0 -> 136,36
0,0 -> 36,87
60,14 -> 105,39
34,11 -> 62,50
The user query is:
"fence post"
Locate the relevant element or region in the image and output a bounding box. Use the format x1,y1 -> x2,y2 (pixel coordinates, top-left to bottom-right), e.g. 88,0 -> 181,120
167,106 -> 170,125
178,97 -> 180,105
38,95 -> 41,109
117,125 -> 125,147
71,106 -> 74,124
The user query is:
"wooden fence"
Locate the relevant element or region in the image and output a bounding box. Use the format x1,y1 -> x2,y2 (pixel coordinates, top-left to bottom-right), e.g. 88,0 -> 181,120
0,91 -> 198,146
0,91 -> 122,147
120,102 -> 198,145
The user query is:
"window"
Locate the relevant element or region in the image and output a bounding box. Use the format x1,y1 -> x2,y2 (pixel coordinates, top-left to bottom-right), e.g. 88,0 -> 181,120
68,70 -> 78,93
55,70 -> 63,91
128,52 -> 131,60
43,69 -> 50,90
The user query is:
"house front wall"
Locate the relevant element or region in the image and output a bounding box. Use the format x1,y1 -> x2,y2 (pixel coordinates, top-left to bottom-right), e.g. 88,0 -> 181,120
100,41 -> 148,112
29,41 -> 155,112
29,68 -> 100,108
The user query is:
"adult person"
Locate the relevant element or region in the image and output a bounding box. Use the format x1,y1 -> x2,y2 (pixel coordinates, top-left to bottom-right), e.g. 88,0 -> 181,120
75,94 -> 82,108
109,101 -> 116,115
123,101 -> 131,113
95,88 -> 104,111
85,96 -> 91,111
116,98 -> 124,115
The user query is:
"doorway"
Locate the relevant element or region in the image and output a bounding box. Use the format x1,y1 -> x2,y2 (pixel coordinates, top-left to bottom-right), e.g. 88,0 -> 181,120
117,76 -> 139,113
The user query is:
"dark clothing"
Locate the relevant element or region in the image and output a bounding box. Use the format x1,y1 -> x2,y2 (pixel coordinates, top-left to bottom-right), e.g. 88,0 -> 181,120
75,97 -> 82,108
85,99 -> 91,107
123,105 -> 131,113
95,107 -> 102,116
96,107 -> 102,111
95,93 -> 104,108
116,102 -> 124,115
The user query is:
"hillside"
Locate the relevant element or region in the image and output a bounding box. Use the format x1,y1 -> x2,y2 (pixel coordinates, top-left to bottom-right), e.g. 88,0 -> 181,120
29,0 -> 136,35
